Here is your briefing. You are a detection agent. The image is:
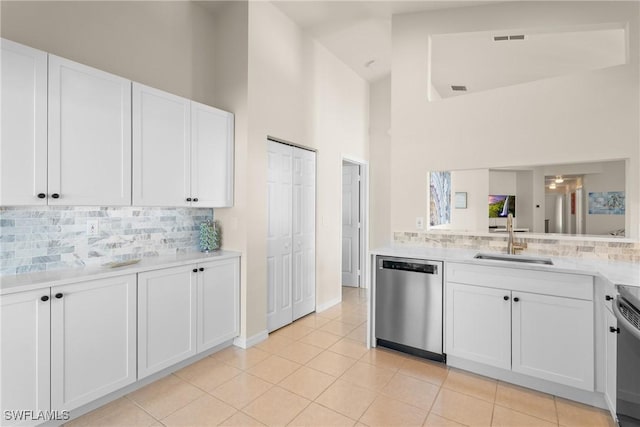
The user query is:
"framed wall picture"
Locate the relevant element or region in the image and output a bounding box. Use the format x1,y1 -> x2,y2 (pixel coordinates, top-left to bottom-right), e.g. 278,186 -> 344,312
455,192 -> 467,209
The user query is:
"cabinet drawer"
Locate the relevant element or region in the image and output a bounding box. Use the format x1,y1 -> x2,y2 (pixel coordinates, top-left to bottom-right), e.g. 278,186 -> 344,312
446,262 -> 593,300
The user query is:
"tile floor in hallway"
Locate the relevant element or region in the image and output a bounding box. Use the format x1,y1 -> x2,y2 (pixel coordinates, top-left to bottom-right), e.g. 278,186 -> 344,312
68,287 -> 615,427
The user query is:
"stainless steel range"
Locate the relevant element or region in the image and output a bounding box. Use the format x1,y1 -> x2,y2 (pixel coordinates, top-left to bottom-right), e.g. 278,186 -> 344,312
614,284 -> 640,427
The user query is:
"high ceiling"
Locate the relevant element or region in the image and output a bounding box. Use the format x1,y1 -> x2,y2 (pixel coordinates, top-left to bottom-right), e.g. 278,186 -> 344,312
272,1 -> 499,82
272,1 -> 627,93
431,25 -> 626,98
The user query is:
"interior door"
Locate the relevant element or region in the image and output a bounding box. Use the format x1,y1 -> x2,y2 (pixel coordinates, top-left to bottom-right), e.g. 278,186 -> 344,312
292,147 -> 316,320
267,141 -> 294,332
342,163 -> 360,287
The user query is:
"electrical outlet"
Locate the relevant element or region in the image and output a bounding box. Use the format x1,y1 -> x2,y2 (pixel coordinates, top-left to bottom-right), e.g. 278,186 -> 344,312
416,216 -> 425,229
86,219 -> 99,236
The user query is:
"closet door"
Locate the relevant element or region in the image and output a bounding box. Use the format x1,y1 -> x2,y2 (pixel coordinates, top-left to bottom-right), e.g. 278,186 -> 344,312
292,147 -> 316,320
266,141 -> 293,332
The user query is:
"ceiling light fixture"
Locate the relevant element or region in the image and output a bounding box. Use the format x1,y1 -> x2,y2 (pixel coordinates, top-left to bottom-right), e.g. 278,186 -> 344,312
555,176 -> 564,183
549,183 -> 557,190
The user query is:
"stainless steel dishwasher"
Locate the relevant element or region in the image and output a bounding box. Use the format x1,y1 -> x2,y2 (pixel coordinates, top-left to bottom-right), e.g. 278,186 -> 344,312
375,256 -> 445,362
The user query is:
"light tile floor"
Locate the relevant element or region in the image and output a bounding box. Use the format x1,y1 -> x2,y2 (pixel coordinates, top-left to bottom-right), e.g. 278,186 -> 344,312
67,287 -> 615,427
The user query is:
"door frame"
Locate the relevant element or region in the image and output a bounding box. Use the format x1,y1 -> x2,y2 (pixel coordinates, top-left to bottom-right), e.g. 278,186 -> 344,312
341,155 -> 369,289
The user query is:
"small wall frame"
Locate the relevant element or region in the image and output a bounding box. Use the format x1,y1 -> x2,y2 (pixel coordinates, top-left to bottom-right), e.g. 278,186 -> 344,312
455,192 -> 467,209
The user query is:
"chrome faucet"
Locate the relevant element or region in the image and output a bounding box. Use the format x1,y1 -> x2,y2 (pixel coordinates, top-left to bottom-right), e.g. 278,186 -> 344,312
507,213 -> 515,255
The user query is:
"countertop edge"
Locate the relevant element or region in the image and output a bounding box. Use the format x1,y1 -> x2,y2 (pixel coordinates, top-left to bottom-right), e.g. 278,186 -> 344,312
370,247 -> 640,287
0,250 -> 242,295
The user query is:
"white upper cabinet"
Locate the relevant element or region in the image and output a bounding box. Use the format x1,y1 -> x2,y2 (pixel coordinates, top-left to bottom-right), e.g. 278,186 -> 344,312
1,39 -> 48,206
48,55 -> 132,206
132,83 -> 191,206
190,101 -> 234,208
133,83 -> 234,207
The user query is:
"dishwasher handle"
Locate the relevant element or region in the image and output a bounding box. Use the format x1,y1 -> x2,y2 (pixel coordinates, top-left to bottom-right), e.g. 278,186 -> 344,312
379,259 -> 438,274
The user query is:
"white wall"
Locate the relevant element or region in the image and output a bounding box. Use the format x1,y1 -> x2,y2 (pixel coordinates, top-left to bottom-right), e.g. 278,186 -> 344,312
1,1 -> 218,105
390,1 -> 640,238
369,76 -> 391,247
230,1 -> 369,339
447,169 -> 489,231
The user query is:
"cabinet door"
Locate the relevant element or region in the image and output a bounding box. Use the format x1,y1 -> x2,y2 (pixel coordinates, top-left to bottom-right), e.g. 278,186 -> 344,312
48,55 -> 131,206
512,292 -> 594,391
51,275 -> 136,411
445,282 -> 511,369
197,258 -> 240,352
1,39 -> 48,206
190,102 -> 234,207
133,83 -> 191,206
1,289 -> 51,423
138,266 -> 197,379
604,308 -> 617,414
292,147 -> 316,320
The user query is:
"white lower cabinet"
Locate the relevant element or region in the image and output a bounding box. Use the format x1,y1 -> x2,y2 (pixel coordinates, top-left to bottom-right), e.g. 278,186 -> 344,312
445,263 -> 595,392
604,307 -> 617,414
197,258 -> 240,352
445,282 -> 511,370
137,266 -> 197,379
0,275 -> 136,424
51,275 -> 137,411
511,292 -> 593,390
1,289 -> 51,425
138,258 -> 240,378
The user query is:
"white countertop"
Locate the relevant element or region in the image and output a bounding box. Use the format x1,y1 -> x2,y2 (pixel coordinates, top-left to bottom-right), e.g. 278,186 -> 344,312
0,250 -> 242,295
371,246 -> 640,288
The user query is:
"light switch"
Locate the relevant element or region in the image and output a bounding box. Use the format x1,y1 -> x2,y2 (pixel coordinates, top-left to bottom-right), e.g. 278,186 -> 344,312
416,217 -> 424,229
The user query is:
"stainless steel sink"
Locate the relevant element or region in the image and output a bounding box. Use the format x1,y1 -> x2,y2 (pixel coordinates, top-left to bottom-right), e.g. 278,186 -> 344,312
473,253 -> 554,265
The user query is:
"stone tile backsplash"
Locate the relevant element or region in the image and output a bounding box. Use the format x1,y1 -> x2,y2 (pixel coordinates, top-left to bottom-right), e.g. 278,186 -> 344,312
0,207 -> 213,276
393,231 -> 640,263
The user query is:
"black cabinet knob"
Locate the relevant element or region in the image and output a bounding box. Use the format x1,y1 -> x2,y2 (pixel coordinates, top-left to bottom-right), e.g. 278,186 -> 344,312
513,297 -> 520,302
610,326 -> 620,334
51,193 -> 60,199
193,198 -> 199,202
55,293 -> 63,299
41,295 -> 49,302
503,296 -> 509,301
192,268 -> 198,273
37,193 -> 46,199
186,197 -> 192,202
199,267 -> 204,272
606,295 -> 613,301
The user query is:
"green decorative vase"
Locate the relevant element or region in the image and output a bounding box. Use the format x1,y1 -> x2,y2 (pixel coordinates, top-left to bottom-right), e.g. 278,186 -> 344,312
199,220 -> 221,253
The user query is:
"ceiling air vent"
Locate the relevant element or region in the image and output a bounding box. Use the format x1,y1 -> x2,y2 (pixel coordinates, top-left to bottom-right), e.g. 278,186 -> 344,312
493,34 -> 526,41
451,85 -> 467,91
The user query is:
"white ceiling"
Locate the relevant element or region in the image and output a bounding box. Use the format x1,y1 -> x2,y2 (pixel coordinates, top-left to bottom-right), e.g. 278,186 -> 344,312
271,1 -> 627,93
431,26 -> 626,98
272,1 -> 498,82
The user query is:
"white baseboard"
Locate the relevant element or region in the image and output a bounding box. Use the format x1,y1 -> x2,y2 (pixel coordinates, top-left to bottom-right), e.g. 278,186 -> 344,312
233,330 -> 268,349
316,295 -> 342,313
